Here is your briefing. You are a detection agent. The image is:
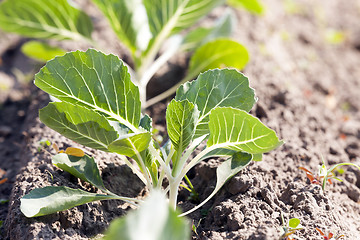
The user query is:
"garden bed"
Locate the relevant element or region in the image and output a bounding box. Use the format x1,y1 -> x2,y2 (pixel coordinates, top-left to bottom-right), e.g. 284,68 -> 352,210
1,0 -> 360,239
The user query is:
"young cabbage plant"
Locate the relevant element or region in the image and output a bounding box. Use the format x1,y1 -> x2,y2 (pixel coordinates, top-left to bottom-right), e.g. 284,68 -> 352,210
0,0 -> 250,108
20,49 -> 283,218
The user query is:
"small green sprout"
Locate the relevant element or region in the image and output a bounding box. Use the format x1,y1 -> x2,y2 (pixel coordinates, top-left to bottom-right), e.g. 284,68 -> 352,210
279,214 -> 303,240
300,158 -> 360,191
180,175 -> 200,203
191,219 -> 203,237
37,139 -> 51,152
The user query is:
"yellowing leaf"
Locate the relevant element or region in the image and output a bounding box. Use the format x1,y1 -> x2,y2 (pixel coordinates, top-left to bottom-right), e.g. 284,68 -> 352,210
52,143 -> 60,153
65,147 -> 85,157
0,178 -> 7,185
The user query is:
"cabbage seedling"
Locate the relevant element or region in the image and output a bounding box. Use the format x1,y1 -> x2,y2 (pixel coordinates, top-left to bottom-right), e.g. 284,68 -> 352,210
20,49 -> 283,218
0,0 -> 250,108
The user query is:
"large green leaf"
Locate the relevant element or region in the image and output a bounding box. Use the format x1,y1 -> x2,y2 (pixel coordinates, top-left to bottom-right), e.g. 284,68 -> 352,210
103,191 -> 190,240
180,152 -> 252,216
182,9 -> 234,51
227,0 -> 265,15
143,0 -> 224,38
20,186 -> 119,218
91,0 -> 151,52
52,153 -> 107,192
176,69 -> 256,138
188,39 -> 249,79
39,102 -> 118,152
21,41 -> 66,62
108,132 -> 152,158
207,107 -> 283,154
35,49 -> 141,130
0,0 -> 93,41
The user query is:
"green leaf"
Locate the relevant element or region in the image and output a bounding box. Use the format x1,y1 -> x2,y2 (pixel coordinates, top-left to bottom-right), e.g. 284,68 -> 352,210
0,0 -> 93,41
103,191 -> 190,240
52,153 -> 107,192
252,153 -> 263,161
227,0 -> 265,15
178,134 -> 208,165
20,186 -> 118,218
180,152 -> 252,216
91,0 -> 151,52
39,102 -> 118,152
148,160 -> 159,187
35,49 -> 141,130
207,107 -> 283,154
188,39 -> 249,79
108,132 -> 152,158
288,218 -> 300,228
166,100 -> 199,154
166,100 -> 200,176
143,0 -> 225,37
176,69 -> 256,138
139,114 -> 153,132
21,41 -> 66,62
217,152 -> 252,189
182,9 -> 234,51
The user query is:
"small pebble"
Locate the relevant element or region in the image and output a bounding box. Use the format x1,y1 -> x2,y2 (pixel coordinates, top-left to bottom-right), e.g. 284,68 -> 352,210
0,125 -> 11,136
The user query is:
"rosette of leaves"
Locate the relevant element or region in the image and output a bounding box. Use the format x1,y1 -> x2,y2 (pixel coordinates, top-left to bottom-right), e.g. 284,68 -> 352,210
20,49 -> 283,219
0,0 -> 251,107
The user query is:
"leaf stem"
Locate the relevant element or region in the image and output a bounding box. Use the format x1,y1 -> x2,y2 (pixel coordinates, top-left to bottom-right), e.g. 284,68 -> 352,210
148,144 -> 173,181
105,193 -> 143,207
158,148 -> 175,188
139,35 -> 182,88
134,150 -> 153,190
169,180 -> 180,210
175,146 -> 215,184
118,155 -> 147,186
137,1 -> 188,86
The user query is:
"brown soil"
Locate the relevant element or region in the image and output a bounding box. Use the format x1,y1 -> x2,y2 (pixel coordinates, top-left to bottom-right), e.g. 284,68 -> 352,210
1,0 -> 360,239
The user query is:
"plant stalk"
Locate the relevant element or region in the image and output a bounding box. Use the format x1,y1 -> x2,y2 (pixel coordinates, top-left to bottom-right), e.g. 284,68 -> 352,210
169,180 -> 180,210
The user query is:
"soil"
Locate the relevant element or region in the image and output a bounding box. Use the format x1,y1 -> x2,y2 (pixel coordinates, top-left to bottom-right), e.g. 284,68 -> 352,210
1,0 -> 360,239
